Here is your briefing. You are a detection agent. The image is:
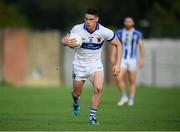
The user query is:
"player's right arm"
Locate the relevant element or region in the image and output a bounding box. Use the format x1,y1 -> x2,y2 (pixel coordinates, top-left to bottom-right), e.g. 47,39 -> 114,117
62,34 -> 77,48
62,26 -> 77,48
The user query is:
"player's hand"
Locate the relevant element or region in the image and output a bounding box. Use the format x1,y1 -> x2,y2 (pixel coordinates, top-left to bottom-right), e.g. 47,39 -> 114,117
137,59 -> 144,69
63,36 -> 77,48
113,64 -> 120,76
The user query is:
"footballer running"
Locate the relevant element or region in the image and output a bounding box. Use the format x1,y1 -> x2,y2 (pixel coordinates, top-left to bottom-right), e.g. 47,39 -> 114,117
62,8 -> 122,125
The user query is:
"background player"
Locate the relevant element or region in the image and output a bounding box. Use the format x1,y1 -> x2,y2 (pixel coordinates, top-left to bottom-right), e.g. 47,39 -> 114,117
111,17 -> 144,106
63,8 -> 122,125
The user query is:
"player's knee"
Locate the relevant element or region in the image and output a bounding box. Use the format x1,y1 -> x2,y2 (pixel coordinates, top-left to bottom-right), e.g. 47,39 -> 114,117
94,87 -> 102,94
130,83 -> 135,87
72,91 -> 81,97
76,92 -> 81,97
116,75 -> 123,81
128,80 -> 135,88
129,79 -> 136,85
116,77 -> 124,84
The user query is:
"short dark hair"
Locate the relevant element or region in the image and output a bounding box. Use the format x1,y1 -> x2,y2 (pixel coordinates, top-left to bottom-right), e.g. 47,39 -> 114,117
85,8 -> 99,16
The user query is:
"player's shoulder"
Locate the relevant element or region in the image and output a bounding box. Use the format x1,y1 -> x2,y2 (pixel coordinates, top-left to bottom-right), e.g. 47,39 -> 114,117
133,28 -> 142,35
98,23 -> 112,32
116,28 -> 123,33
72,23 -> 84,30
133,28 -> 143,39
98,24 -> 115,41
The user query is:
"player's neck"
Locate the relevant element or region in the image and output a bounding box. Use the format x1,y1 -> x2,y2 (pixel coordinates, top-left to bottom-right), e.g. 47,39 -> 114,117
86,23 -> 98,33
87,26 -> 96,32
125,27 -> 134,31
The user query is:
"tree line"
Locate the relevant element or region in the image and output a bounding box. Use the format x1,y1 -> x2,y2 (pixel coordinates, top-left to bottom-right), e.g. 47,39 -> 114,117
1,0 -> 180,38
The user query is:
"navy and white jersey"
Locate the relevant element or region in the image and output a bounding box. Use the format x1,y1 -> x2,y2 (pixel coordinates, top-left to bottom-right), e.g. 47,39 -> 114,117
116,28 -> 143,60
69,23 -> 115,64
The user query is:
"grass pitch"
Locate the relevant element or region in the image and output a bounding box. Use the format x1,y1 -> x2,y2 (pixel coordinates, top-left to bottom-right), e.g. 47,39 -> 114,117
0,84 -> 180,131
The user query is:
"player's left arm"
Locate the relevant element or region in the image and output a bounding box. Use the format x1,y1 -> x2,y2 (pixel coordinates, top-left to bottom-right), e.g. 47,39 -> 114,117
110,36 -> 122,75
138,39 -> 145,69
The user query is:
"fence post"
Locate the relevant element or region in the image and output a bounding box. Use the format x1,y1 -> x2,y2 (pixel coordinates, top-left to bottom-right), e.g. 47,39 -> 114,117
152,49 -> 157,85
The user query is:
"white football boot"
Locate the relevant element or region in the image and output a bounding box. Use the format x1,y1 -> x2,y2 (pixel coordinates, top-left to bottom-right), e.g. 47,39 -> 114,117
117,96 -> 128,106
128,99 -> 134,106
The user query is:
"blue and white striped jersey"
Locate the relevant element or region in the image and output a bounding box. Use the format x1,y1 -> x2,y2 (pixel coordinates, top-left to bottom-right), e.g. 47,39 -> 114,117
70,23 -> 115,64
116,28 -> 143,60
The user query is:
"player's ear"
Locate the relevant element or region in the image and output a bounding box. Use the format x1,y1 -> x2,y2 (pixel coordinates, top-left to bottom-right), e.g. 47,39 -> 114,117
130,18 -> 135,25
132,21 -> 135,26
96,16 -> 99,22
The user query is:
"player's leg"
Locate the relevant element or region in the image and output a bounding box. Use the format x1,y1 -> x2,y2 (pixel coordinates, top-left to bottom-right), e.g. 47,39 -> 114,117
72,80 -> 84,115
116,68 -> 128,106
127,71 -> 136,106
91,71 -> 104,108
72,80 -> 84,98
89,70 -> 104,125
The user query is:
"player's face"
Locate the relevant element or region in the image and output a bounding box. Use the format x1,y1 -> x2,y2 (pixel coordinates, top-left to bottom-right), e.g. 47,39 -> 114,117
124,18 -> 134,30
84,14 -> 99,31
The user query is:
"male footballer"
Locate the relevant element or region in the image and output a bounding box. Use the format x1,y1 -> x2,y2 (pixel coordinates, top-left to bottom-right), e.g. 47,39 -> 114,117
63,8 -> 122,125
111,17 -> 144,106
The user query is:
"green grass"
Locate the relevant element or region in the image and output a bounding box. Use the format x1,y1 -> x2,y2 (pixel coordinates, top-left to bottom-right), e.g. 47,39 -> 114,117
0,84 -> 180,131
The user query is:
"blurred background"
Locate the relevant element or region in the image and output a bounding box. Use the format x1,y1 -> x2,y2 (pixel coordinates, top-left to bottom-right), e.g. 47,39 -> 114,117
0,0 -> 180,87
